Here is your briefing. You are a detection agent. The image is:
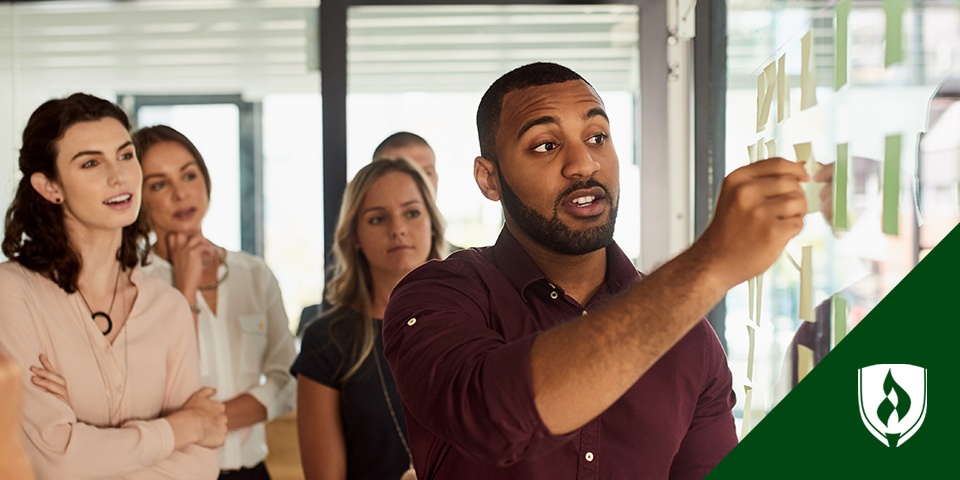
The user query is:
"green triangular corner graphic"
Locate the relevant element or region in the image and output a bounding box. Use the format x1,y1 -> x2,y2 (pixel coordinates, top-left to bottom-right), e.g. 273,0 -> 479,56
708,224 -> 960,479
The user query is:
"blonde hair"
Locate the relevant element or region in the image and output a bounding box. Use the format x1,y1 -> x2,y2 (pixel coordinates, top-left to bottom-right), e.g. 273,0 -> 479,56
325,157 -> 446,381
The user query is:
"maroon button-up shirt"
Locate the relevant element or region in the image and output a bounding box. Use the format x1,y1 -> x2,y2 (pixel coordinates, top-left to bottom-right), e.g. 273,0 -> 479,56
383,228 -> 737,480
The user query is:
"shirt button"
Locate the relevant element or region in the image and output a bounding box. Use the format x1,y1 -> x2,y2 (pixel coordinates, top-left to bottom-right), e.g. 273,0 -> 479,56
549,291 -> 559,300
407,318 -> 417,326
585,452 -> 594,462
582,310 -> 588,316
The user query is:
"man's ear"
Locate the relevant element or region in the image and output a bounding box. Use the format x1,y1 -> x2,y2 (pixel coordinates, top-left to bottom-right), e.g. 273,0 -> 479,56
30,172 -> 63,205
474,156 -> 501,202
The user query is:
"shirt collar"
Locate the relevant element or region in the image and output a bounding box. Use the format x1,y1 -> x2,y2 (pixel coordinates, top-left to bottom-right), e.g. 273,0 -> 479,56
490,227 -> 641,300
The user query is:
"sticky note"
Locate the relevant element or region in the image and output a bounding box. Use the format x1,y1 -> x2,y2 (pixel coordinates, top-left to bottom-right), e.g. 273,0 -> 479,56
832,294 -> 848,348
741,387 -> 755,438
834,144 -> 849,230
765,139 -> 777,158
777,54 -> 791,123
757,62 -> 777,132
797,345 -> 815,382
745,322 -> 756,380
794,142 -> 822,213
754,274 -> 763,326
883,134 -> 901,235
801,30 -> 818,110
747,143 -> 758,163
884,0 -> 906,67
799,245 -> 813,322
835,0 -> 850,90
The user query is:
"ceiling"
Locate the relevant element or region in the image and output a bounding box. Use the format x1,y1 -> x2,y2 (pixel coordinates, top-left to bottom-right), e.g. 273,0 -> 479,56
1,1 -> 641,98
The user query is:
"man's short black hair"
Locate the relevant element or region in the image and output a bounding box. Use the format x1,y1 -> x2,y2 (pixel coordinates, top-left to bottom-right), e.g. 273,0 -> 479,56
476,62 -> 588,163
372,131 -> 432,161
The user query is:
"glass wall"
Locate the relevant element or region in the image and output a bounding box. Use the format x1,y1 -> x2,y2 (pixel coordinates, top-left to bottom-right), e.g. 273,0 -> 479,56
725,0 -> 960,436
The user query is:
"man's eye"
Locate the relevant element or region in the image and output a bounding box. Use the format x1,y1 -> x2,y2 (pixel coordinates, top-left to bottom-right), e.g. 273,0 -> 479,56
587,133 -> 607,145
185,172 -> 197,181
149,182 -> 166,191
120,152 -> 135,160
81,160 -> 97,168
533,142 -> 557,153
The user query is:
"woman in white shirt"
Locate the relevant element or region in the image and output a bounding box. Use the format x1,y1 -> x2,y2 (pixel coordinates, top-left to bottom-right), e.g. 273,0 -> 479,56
131,125 -> 297,480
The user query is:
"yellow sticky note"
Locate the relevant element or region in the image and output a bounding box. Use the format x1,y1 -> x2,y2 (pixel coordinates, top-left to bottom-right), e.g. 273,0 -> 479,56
834,143 -> 849,230
778,54 -> 791,123
801,30 -> 818,110
832,294 -> 848,348
765,139 -> 777,158
797,345 -> 815,382
794,142 -> 822,213
798,245 -> 813,322
747,143 -> 758,164
757,62 -> 777,132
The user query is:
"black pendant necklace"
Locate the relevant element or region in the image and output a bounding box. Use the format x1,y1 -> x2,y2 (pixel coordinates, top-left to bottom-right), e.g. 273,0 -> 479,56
77,266 -> 121,336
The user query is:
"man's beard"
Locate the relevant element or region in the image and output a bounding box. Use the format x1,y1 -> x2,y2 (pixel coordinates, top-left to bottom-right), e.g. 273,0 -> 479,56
497,167 -> 617,256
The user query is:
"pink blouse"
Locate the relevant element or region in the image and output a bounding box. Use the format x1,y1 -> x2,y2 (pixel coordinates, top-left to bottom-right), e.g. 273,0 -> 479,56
0,261 -> 219,479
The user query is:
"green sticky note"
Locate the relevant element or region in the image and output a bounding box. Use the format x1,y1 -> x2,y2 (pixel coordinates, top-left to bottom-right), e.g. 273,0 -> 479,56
835,0 -> 850,90
884,0 -> 906,67
831,294 -> 848,348
834,143 -> 849,230
883,134 -> 901,235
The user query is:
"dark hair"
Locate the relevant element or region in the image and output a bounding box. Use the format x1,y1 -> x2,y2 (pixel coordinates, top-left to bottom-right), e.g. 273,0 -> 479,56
132,124 -> 212,199
2,93 -> 150,293
371,131 -> 432,161
476,62 -> 588,163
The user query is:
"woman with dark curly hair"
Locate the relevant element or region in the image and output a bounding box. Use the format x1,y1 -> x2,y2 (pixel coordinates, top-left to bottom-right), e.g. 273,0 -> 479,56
0,93 -> 226,479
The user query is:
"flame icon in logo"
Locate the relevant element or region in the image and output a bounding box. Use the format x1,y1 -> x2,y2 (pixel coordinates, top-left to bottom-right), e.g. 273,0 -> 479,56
876,370 -> 912,447
858,364 -> 927,447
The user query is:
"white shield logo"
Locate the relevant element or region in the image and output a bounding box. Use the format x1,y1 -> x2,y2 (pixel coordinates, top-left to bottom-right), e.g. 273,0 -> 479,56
857,364 -> 927,447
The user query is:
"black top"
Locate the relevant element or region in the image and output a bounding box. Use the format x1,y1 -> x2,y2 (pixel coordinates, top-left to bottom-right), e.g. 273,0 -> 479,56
291,307 -> 409,480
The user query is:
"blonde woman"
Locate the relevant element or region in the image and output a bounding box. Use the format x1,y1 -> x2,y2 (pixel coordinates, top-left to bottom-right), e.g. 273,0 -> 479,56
291,158 -> 446,480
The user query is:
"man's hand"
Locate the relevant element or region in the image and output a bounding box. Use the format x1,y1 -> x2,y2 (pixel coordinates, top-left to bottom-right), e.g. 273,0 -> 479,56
694,158 -> 809,289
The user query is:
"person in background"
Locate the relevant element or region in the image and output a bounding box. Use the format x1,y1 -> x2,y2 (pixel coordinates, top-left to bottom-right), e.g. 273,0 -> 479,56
298,132 -> 457,337
132,125 -> 297,480
382,62 -> 809,479
0,355 -> 36,480
372,132 -> 439,193
291,158 -> 446,480
0,92 -> 224,479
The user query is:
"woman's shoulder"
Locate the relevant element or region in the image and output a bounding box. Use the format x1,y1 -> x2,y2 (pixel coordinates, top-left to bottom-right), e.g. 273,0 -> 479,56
0,261 -> 46,293
302,307 -> 361,341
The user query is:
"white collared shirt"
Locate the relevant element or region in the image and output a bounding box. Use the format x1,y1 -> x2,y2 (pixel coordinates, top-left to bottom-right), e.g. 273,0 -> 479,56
144,250 -> 297,470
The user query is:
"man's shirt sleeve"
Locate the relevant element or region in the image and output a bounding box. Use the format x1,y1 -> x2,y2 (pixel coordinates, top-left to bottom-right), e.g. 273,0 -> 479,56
382,260 -> 573,466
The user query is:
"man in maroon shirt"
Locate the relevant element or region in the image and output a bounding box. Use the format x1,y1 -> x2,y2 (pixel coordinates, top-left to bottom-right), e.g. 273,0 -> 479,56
383,62 -> 809,479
